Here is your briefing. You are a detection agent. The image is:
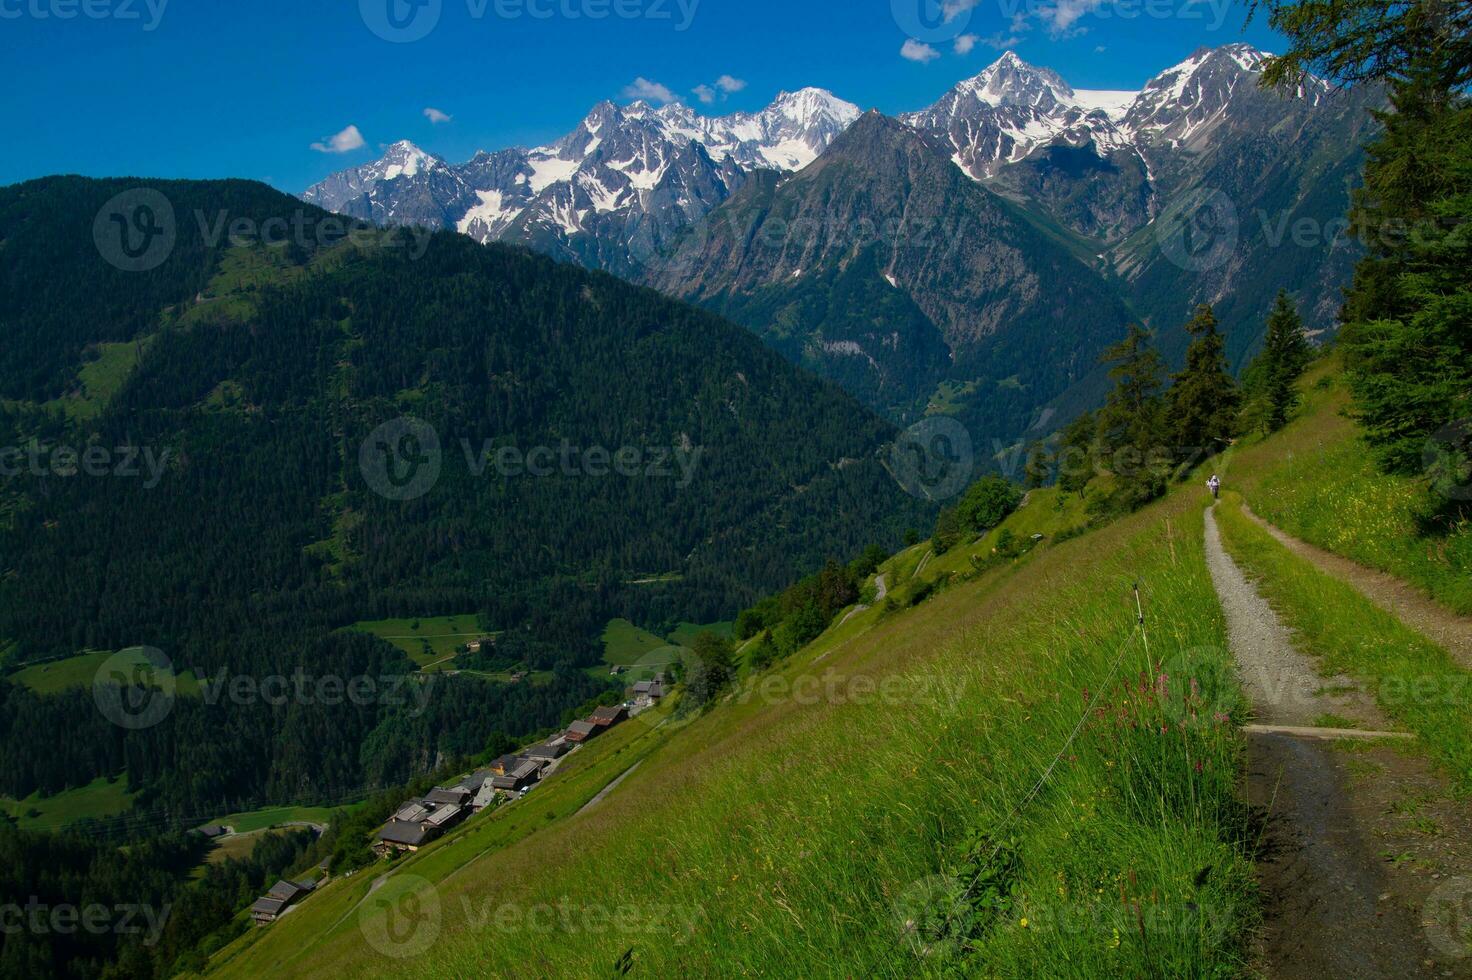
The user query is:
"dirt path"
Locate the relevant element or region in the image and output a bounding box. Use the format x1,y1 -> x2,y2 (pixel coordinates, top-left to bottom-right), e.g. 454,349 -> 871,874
1204,506 -> 1472,978
836,573 -> 888,628
1204,506 -> 1389,731
1240,502 -> 1472,668
577,761 -> 641,815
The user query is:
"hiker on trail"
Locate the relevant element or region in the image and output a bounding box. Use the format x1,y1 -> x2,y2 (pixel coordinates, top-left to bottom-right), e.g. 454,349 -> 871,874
1207,474 -> 1221,499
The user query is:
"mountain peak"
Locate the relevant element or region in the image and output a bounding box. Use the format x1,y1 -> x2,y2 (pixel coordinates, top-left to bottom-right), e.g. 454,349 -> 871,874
961,51 -> 1074,109
378,140 -> 439,175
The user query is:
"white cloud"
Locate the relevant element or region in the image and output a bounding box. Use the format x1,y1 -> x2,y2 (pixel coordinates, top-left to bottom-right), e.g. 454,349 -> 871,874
715,74 -> 747,93
941,0 -> 979,22
310,125 -> 365,154
1037,0 -> 1104,36
693,84 -> 717,104
621,77 -> 677,104
980,12 -> 1030,50
1094,44 -> 1107,53
954,33 -> 979,55
423,107 -> 452,124
900,39 -> 941,63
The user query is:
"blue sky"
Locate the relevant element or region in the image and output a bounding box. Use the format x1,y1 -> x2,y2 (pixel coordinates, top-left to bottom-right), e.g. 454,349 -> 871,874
0,0 -> 1282,192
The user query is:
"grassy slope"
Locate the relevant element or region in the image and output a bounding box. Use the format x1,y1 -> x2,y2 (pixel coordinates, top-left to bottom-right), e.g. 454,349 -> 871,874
0,775 -> 137,831
209,483 -> 1254,979
599,618 -> 671,665
346,615 -> 489,671
210,804 -> 341,835
666,621 -> 734,647
1223,358 -> 1472,614
205,706 -> 676,976
10,647 -> 199,695
1214,492 -> 1472,791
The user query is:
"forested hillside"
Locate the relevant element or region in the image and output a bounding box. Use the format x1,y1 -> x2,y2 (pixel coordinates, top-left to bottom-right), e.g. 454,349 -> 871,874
0,177 -> 927,819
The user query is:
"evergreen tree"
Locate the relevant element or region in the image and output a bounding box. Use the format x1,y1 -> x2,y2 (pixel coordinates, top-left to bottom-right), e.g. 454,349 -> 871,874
685,632 -> 735,708
1253,290 -> 1313,431
1097,325 -> 1168,505
1255,1 -> 1472,479
1056,410 -> 1097,497
1022,440 -> 1050,489
1167,304 -> 1241,455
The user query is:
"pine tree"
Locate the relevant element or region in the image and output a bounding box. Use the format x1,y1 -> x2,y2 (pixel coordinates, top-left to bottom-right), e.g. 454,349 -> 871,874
1056,411 -> 1097,497
1167,304 -> 1241,455
1023,440 -> 1050,489
1255,2 -> 1472,481
1097,324 -> 1168,507
1257,290 -> 1312,431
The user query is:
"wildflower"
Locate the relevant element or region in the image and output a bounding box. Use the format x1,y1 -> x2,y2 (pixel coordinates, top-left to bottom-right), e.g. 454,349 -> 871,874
1019,917 -> 1029,928
1108,928 -> 1121,949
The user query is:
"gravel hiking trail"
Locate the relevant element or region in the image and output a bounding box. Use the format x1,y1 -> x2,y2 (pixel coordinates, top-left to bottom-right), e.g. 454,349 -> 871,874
1204,505 -> 1472,978
1239,501 -> 1472,668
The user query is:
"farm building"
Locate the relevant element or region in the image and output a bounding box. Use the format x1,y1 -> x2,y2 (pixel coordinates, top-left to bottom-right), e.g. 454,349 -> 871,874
374,819 -> 434,857
490,760 -> 541,792
589,704 -> 628,728
525,738 -> 570,762
564,720 -> 598,743
424,786 -> 472,807
250,879 -> 314,925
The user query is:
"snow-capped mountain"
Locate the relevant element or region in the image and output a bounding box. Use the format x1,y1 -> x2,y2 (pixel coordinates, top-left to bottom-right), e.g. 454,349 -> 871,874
899,44 -> 1330,181
302,44 -> 1376,448
1121,44 -> 1329,147
899,49 -> 1137,179
303,89 -> 860,271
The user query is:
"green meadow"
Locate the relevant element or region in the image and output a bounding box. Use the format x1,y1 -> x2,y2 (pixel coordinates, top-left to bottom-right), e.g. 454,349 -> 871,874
0,775 -> 138,831
1224,359 -> 1472,615
209,479 -> 1257,979
11,647 -> 199,696
347,615 -> 493,671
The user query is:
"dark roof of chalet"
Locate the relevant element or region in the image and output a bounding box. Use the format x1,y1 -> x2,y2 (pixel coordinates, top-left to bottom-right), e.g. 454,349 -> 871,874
424,787 -> 471,805
251,896 -> 288,916
526,739 -> 568,758
455,769 -> 496,791
266,880 -> 303,901
589,705 -> 626,724
632,680 -> 652,693
194,823 -> 227,837
492,753 -> 521,770
567,719 -> 597,735
377,819 -> 431,846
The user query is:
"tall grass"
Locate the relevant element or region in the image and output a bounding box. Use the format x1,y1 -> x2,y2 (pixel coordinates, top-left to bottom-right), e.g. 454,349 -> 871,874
1226,365 -> 1472,614
216,488 -> 1257,978
1215,492 -> 1472,792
